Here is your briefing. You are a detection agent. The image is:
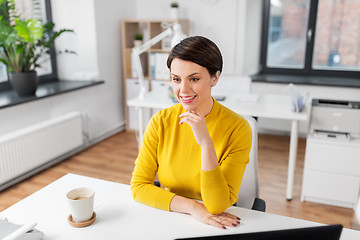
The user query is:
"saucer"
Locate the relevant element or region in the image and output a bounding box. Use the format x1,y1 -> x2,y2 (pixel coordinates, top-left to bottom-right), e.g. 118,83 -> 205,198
68,212 -> 96,228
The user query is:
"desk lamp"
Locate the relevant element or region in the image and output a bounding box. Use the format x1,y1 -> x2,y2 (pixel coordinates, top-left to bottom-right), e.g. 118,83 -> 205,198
131,23 -> 187,99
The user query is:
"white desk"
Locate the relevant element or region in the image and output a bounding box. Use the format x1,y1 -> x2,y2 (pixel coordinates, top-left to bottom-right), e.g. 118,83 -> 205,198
127,88 -> 310,200
0,174 -> 360,240
1,174 -> 359,240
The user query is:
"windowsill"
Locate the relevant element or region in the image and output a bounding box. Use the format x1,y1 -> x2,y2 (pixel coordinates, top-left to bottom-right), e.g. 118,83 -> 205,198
0,80 -> 104,110
251,74 -> 360,88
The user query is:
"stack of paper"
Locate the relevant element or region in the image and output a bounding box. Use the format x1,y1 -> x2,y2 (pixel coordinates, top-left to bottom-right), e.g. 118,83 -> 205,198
284,83 -> 309,112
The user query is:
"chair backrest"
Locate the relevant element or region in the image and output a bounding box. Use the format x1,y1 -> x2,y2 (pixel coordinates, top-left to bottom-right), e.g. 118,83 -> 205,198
235,115 -> 259,209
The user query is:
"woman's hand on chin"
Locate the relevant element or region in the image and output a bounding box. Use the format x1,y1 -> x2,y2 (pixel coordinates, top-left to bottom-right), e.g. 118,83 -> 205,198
189,201 -> 240,229
178,110 -> 211,147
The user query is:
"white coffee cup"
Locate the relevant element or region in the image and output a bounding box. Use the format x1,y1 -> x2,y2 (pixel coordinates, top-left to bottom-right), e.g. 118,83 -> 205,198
66,187 -> 95,223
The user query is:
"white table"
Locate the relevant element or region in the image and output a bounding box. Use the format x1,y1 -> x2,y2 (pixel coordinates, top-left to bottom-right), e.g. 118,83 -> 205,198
1,174 -> 359,240
127,88 -> 310,200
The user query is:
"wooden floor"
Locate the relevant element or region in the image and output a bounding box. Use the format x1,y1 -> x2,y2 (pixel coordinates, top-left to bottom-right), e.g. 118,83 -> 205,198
1,131 -> 359,230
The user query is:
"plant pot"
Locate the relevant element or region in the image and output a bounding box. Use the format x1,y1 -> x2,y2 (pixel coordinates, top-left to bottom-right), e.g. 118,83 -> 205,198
9,71 -> 38,97
134,40 -> 143,47
170,8 -> 179,19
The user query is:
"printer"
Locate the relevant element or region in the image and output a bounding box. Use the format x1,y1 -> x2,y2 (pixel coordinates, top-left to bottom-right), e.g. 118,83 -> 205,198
309,98 -> 360,139
302,98 -> 360,209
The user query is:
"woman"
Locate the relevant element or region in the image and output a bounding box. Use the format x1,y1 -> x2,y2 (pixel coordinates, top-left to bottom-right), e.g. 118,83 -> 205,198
130,36 -> 252,229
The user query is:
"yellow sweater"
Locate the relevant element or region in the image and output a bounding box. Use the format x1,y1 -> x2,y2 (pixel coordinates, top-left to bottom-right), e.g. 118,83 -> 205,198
130,99 -> 252,214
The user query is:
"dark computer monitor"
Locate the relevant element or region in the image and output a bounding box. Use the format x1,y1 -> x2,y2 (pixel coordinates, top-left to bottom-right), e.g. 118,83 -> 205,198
175,224 -> 343,240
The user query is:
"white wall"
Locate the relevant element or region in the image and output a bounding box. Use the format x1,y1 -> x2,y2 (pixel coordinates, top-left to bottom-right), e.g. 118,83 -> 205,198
242,0 -> 262,76
0,0 -> 136,142
135,0 -> 246,74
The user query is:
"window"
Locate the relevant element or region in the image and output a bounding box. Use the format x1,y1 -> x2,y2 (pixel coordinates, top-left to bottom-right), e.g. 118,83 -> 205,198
268,16 -> 282,43
0,0 -> 58,91
260,0 -> 360,81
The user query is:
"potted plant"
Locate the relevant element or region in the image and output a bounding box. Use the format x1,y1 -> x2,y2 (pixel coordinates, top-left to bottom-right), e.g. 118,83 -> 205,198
171,2 -> 179,8
0,0 -> 73,97
133,33 -> 143,47
170,2 -> 179,19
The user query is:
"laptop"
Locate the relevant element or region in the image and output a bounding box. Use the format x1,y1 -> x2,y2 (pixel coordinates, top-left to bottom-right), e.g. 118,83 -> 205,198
175,224 -> 343,240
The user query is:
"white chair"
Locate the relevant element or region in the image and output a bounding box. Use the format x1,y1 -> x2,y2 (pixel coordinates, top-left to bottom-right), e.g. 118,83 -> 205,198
235,115 -> 266,211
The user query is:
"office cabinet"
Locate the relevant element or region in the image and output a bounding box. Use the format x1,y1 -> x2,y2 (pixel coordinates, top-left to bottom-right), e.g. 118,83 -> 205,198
301,135 -> 360,209
125,78 -> 151,130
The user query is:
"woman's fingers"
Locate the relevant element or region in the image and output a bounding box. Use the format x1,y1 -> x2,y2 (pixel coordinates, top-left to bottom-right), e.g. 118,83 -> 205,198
220,211 -> 241,221
179,112 -> 202,125
213,214 -> 240,228
179,111 -> 202,120
188,201 -> 240,230
205,217 -> 227,229
178,110 -> 211,146
179,115 -> 197,125
206,214 -> 240,229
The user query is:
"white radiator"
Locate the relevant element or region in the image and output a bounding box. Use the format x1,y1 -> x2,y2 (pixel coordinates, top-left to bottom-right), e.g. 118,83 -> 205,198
0,112 -> 84,188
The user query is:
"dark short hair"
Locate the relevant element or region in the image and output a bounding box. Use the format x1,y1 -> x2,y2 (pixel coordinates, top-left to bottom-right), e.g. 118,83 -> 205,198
167,36 -> 223,76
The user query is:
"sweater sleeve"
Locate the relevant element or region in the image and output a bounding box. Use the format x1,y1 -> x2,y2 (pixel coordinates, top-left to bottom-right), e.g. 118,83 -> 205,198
201,120 -> 252,214
130,113 -> 176,211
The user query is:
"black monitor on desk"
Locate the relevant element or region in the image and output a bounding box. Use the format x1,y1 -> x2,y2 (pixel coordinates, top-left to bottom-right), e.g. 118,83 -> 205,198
175,224 -> 343,240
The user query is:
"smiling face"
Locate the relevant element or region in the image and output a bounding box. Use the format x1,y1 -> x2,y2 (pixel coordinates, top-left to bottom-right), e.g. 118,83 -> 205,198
170,58 -> 220,116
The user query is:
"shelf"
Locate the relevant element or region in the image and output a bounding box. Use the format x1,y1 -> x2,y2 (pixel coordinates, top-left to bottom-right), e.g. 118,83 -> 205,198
148,49 -> 171,53
125,48 -> 170,53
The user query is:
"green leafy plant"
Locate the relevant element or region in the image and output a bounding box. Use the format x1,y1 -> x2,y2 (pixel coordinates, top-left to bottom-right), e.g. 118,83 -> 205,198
0,0 -> 73,73
134,33 -> 143,41
171,2 -> 179,8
